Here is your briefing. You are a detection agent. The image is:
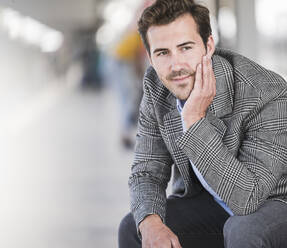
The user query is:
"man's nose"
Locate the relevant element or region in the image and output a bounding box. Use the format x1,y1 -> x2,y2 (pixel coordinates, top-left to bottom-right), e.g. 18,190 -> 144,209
170,53 -> 184,71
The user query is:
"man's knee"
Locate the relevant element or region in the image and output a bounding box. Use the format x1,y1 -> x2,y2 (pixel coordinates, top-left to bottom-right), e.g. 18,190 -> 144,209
118,213 -> 141,248
223,215 -> 265,248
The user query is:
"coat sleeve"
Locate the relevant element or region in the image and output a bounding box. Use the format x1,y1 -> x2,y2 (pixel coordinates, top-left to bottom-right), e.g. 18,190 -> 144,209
176,89 -> 287,215
128,73 -> 173,233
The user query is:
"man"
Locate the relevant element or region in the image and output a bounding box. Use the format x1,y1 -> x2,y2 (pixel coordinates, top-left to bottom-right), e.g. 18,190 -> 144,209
119,0 -> 287,247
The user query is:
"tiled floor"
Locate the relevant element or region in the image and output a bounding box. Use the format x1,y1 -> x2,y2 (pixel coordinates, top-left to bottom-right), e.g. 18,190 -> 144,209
0,87 -> 132,248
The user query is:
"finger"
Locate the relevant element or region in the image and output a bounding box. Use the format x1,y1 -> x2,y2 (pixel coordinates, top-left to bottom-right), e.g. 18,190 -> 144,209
211,72 -> 216,96
142,240 -> 148,248
207,57 -> 213,91
207,57 -> 212,80
170,236 -> 182,248
204,56 -> 214,96
194,63 -> 202,90
208,58 -> 216,95
202,55 -> 209,90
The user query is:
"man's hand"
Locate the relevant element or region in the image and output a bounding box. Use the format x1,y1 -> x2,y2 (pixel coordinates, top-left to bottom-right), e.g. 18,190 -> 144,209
182,55 -> 216,130
139,214 -> 182,248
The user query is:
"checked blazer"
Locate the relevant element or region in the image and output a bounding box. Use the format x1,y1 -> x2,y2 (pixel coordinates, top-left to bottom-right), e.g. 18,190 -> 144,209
128,48 -> 287,230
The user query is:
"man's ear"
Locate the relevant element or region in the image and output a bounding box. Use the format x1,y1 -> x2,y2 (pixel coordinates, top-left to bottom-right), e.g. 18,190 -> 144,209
206,35 -> 215,58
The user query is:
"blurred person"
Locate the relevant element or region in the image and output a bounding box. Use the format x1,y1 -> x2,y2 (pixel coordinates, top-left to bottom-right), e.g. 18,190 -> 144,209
112,29 -> 146,149
81,44 -> 103,90
111,0 -> 155,150
118,0 -> 287,247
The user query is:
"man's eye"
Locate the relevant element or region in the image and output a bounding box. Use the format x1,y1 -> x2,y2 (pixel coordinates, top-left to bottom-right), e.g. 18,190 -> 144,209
157,51 -> 168,56
182,46 -> 192,51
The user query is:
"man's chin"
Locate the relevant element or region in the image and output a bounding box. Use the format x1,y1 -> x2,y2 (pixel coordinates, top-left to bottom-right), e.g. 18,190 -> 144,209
174,87 -> 193,100
173,84 -> 193,100
172,92 -> 189,101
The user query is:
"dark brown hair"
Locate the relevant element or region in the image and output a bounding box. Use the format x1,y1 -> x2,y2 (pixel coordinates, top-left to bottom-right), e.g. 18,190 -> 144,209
138,0 -> 212,56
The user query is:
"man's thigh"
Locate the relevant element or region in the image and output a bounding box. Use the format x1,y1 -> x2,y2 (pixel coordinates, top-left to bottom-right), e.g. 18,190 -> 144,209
224,200 -> 287,248
166,190 -> 230,248
118,190 -> 230,248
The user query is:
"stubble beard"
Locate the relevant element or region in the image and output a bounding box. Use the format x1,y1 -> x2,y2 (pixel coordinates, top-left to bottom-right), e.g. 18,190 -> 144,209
164,69 -> 196,100
166,68 -> 195,81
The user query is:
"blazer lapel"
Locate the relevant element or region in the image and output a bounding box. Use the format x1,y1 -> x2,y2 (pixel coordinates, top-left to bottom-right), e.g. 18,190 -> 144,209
205,53 -> 235,137
163,107 -> 194,189
209,52 -> 235,118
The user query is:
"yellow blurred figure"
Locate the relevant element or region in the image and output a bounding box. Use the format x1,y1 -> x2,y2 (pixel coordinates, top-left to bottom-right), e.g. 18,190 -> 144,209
115,31 -> 144,62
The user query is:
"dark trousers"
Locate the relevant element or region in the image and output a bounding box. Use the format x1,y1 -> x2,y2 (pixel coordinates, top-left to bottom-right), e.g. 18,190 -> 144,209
119,190 -> 230,248
119,190 -> 287,248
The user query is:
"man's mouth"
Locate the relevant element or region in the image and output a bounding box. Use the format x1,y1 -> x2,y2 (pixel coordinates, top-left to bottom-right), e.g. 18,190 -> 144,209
171,75 -> 191,81
166,69 -> 195,83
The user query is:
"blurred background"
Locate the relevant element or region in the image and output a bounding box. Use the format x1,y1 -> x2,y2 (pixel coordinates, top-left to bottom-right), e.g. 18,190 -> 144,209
0,0 -> 286,247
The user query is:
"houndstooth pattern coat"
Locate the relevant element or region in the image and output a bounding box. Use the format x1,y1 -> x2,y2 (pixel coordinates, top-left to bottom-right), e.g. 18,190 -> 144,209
128,48 -> 287,230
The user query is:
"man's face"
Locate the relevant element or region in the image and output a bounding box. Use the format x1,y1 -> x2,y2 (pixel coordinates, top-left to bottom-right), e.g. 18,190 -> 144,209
147,14 -> 215,100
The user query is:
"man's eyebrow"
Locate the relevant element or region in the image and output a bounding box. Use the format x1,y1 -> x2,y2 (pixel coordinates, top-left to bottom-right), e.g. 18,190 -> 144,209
153,48 -> 168,54
153,41 -> 195,53
177,41 -> 196,47
152,41 -> 196,54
